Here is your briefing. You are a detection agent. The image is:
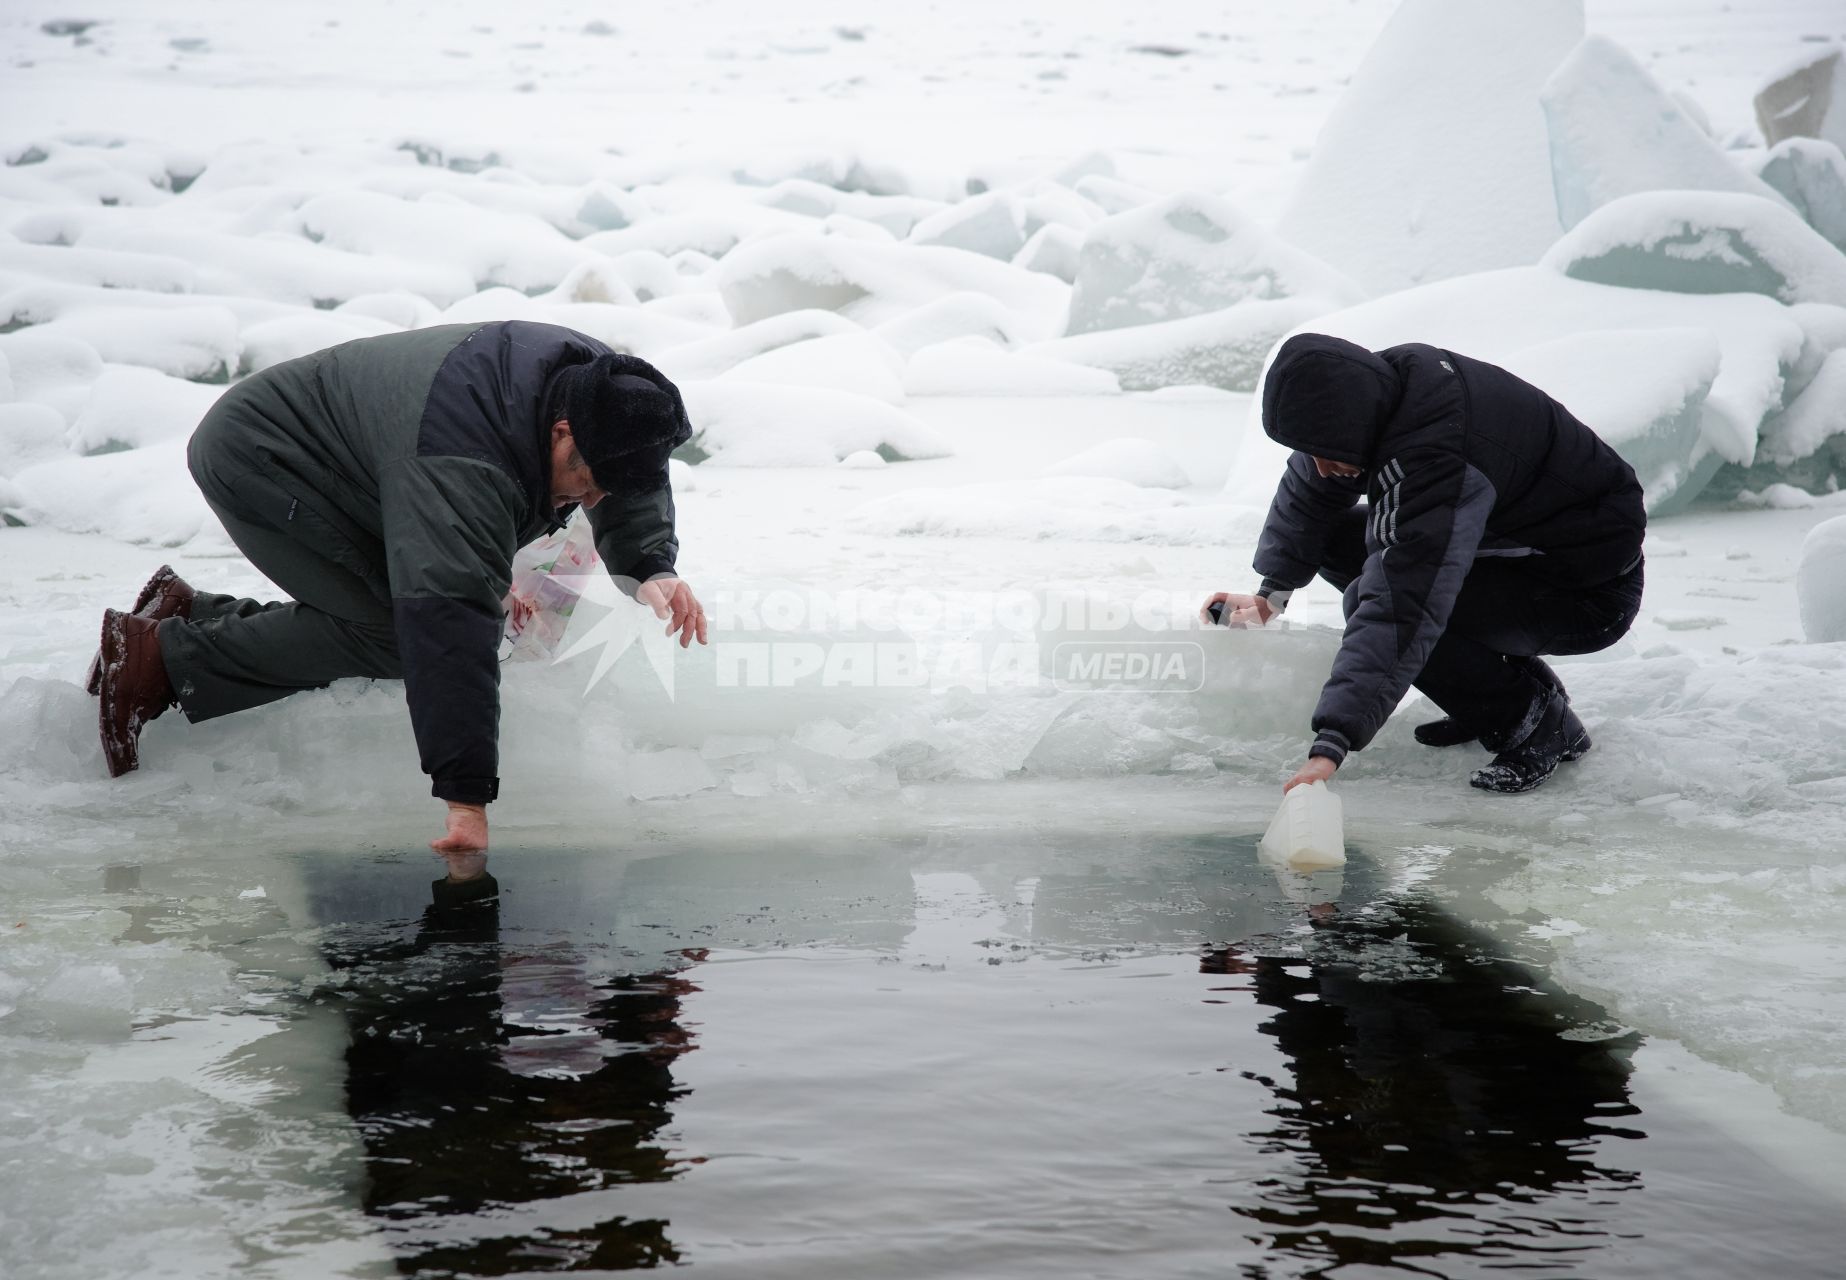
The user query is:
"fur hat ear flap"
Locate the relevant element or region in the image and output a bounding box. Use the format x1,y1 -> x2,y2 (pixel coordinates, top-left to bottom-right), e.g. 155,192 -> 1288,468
557,354 -> 692,492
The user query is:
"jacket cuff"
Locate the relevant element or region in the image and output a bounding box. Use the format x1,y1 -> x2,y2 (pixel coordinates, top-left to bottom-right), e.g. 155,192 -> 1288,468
432,775 -> 500,805
1256,579 -> 1294,613
1308,729 -> 1350,766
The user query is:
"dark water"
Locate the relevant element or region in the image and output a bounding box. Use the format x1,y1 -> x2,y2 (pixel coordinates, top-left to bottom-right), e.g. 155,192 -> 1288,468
281,835 -> 1840,1279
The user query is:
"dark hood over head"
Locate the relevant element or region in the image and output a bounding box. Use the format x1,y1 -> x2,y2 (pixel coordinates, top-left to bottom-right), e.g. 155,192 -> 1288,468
1261,334 -> 1403,469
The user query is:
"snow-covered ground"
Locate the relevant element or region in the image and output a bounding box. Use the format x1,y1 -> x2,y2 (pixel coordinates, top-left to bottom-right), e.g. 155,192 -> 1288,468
5,1 -> 1846,1274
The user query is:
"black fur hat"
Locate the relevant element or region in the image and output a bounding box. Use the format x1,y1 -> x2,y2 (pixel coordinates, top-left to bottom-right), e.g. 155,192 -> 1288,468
550,353 -> 692,493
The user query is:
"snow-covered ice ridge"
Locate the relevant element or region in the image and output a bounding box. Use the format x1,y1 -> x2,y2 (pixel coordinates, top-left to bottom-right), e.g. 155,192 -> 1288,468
5,1 -> 1846,1271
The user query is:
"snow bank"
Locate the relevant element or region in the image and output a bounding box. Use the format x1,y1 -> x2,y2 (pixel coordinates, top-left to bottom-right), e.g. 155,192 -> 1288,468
294,190 -> 595,293
1224,268 -> 1806,508
1031,296 -> 1332,393
75,224 -> 477,309
655,310 -> 865,381
715,233 -> 1069,340
8,439 -> 220,546
238,312 -> 398,376
1755,44 -> 1846,155
1501,329 -> 1722,514
0,241 -> 195,294
1797,514 -> 1846,642
333,291 -> 442,330
719,331 -> 907,404
0,404 -> 67,476
0,329 -> 104,421
67,367 -> 223,455
581,205 -> 808,261
903,337 -> 1118,396
1042,438 -> 1191,489
1278,0 -> 1584,295
873,293 -> 1024,356
757,179 -> 943,237
849,477 -> 1261,546
1,300 -> 239,383
1757,139 -> 1846,255
1542,35 -> 1791,229
680,382 -> 950,467
1065,193 -> 1359,335
1541,190 -> 1846,308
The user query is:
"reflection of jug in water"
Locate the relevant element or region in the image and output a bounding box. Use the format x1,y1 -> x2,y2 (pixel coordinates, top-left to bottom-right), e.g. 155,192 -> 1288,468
1259,781 -> 1345,870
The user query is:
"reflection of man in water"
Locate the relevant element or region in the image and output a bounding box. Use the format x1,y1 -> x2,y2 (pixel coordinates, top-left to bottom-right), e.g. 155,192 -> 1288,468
328,863 -> 703,1273
1205,898 -> 1642,1273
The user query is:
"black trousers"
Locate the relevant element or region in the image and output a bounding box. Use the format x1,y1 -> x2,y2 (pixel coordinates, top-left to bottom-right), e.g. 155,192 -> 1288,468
1319,507 -> 1644,739
157,431 -> 403,723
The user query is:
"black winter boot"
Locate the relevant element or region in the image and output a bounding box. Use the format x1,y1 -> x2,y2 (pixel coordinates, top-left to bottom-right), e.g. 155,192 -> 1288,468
1416,657 -> 1570,749
1469,687 -> 1590,794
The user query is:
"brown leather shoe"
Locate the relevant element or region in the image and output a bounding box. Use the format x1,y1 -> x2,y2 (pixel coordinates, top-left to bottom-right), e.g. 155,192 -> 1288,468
86,566 -> 194,695
98,609 -> 176,778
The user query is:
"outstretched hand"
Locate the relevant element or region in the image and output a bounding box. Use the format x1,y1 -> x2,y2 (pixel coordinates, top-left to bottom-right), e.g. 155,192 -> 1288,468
1199,591 -> 1276,628
637,576 -> 709,648
432,802 -> 489,853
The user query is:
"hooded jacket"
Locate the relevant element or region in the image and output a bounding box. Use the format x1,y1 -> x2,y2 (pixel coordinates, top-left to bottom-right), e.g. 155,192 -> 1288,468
1252,333 -> 1645,764
188,321 -> 689,805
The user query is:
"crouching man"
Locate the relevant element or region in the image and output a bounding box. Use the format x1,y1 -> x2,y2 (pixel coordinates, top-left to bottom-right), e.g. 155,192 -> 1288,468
93,321 -> 709,851
1204,333 -> 1645,794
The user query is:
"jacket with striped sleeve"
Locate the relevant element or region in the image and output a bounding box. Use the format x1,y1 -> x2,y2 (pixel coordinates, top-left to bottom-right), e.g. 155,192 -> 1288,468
1250,334 -> 1645,765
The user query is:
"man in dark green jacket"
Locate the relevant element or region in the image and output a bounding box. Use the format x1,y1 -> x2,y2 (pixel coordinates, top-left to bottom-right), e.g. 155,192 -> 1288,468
94,321 -> 707,853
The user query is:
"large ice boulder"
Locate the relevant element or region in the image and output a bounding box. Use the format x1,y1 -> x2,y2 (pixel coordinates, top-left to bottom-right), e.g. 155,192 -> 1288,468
1542,35 -> 1791,229
1030,296 -> 1333,393
1755,45 -> 1846,155
1223,268 -> 1806,511
906,192 -> 1027,260
1011,224 -> 1084,283
715,233 -> 1069,341
1757,139 -> 1846,255
1065,192 -> 1359,335
1797,513 -> 1846,642
678,382 -> 949,467
1277,0 -> 1584,295
1711,348 -> 1846,498
1501,329 -> 1722,514
1760,348 -> 1846,468
1539,191 -> 1846,308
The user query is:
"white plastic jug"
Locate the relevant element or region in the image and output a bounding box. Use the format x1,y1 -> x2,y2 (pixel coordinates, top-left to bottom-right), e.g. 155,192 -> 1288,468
1258,781 -> 1346,870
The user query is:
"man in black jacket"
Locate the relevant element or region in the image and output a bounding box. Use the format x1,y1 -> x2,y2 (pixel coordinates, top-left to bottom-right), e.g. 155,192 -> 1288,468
94,321 -> 707,852
1204,333 -> 1646,794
